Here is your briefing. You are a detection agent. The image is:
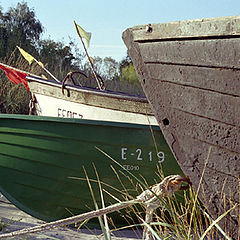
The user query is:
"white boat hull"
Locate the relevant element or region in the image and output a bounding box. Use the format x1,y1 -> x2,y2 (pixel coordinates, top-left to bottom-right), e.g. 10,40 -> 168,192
34,93 -> 158,125
27,76 -> 158,126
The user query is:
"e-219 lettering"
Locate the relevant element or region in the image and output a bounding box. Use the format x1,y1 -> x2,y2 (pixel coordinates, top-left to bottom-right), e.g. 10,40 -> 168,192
121,147 -> 165,163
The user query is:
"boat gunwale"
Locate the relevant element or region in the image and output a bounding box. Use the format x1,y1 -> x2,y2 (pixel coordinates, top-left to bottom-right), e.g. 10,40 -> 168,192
127,15 -> 240,42
26,75 -> 148,103
0,114 -> 160,130
0,62 -> 147,103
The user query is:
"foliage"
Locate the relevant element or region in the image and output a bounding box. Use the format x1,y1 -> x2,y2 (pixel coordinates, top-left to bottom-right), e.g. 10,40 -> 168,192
0,81 -> 30,114
0,49 -> 32,114
0,2 -> 42,58
119,55 -> 131,73
102,57 -> 119,81
84,56 -> 119,81
37,39 -> 78,80
0,1 -> 144,114
120,63 -> 139,86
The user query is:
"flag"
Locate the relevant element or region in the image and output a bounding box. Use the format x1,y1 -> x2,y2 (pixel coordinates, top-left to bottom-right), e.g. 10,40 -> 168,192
17,46 -> 45,68
74,21 -> 92,47
17,46 -> 35,65
38,61 -> 44,68
41,74 -> 47,80
0,63 -> 30,91
89,57 -> 94,64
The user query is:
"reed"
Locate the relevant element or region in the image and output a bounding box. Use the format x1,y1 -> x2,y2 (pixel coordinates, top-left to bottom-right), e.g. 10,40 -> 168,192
0,218 -> 4,231
0,49 -> 39,114
62,148 -> 240,240
0,48 -> 144,115
93,148 -> 239,240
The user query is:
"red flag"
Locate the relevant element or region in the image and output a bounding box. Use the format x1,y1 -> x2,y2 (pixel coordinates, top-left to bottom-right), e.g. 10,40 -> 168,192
0,63 -> 30,91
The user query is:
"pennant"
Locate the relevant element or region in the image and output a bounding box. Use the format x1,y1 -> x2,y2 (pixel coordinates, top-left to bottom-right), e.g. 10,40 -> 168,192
89,57 -> 94,64
74,21 -> 92,47
38,61 -> 44,68
41,74 -> 47,80
0,63 -> 30,91
17,46 -> 35,65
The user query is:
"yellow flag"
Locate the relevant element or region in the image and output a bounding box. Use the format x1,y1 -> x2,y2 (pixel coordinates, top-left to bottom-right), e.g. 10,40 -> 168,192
89,57 -> 94,64
17,46 -> 35,65
74,21 -> 92,47
38,61 -> 44,68
41,74 -> 47,80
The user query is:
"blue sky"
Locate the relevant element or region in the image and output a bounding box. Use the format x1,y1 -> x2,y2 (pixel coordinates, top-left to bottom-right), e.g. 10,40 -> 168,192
1,0 -> 240,61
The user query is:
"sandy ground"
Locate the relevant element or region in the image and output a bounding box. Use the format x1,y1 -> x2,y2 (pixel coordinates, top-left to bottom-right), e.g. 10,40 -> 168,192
0,194 -> 142,240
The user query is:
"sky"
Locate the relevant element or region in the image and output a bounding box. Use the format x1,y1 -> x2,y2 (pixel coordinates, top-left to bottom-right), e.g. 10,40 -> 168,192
1,0 -> 240,62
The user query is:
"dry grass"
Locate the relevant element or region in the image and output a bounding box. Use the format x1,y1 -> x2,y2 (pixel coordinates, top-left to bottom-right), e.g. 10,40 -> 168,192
0,48 -> 144,114
93,147 -> 239,240
0,49 -> 41,114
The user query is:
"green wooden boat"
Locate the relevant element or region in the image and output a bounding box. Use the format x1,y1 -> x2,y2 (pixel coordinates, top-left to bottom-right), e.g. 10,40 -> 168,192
0,114 -> 182,224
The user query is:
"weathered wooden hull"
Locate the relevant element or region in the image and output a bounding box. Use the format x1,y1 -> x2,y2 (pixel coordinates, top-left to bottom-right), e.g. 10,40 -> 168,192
123,16 -> 240,238
0,114 -> 182,225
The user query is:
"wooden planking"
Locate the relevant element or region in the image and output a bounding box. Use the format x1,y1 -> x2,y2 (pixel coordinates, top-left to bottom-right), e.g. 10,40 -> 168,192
144,79 -> 240,232
123,17 -> 240,238
145,78 -> 240,154
156,107 -> 240,154
131,16 -> 240,41
148,92 -> 240,198
139,38 -> 240,69
146,63 -> 240,97
149,93 -> 240,196
176,134 -> 239,223
178,135 -> 240,178
176,133 -> 239,191
147,79 -> 240,126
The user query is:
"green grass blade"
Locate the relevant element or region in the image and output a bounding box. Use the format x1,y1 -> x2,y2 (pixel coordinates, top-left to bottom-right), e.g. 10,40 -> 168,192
83,167 -> 110,240
95,146 -> 172,209
187,146 -> 212,239
139,217 -> 162,240
202,210 -> 234,240
200,204 -> 237,240
95,146 -> 185,232
93,164 -> 111,240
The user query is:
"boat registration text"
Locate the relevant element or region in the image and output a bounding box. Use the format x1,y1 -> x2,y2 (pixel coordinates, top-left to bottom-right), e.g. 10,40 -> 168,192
121,148 -> 165,171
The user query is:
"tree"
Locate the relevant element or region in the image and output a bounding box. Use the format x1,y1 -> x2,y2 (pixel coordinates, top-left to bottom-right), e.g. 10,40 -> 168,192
3,2 -> 43,43
85,56 -> 119,81
0,26 -> 8,58
0,1 -> 43,114
120,63 -> 139,85
103,57 -> 119,81
81,56 -> 120,89
38,39 -> 76,79
119,55 -> 132,74
0,1 -> 145,113
0,2 -> 43,58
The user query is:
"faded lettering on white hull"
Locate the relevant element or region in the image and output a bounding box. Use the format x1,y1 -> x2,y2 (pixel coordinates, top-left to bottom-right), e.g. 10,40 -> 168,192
35,93 -> 158,125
